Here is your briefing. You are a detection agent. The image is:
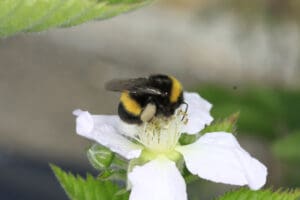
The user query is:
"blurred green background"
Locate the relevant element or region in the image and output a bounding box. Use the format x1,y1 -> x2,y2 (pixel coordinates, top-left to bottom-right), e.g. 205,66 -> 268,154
0,0 -> 300,199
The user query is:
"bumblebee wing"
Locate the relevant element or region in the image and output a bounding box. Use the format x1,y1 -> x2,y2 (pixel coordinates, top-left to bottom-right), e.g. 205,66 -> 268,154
105,78 -> 148,91
132,87 -> 164,96
105,78 -> 164,96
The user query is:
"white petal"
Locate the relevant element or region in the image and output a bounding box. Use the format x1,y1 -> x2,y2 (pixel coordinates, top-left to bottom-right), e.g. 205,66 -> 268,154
118,121 -> 140,138
181,92 -> 213,134
73,109 -> 142,159
128,157 -> 187,200
176,132 -> 267,190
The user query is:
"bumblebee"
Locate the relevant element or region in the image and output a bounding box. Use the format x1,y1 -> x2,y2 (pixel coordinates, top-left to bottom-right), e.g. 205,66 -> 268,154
105,74 -> 185,124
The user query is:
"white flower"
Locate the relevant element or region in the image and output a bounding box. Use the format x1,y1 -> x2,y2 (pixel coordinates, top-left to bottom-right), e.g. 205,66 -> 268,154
73,92 -> 267,200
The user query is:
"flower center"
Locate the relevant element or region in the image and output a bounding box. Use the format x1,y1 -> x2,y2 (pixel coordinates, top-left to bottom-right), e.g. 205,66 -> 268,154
135,109 -> 188,153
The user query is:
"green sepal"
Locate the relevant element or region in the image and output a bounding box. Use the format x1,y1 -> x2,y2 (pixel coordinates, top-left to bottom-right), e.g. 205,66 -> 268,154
98,168 -> 127,182
127,149 -> 183,174
181,164 -> 198,184
87,144 -> 129,182
87,144 -> 115,170
178,134 -> 198,146
201,111 -> 239,134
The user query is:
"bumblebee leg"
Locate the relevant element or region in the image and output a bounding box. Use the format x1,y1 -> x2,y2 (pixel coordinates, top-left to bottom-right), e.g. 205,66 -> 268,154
141,103 -> 157,122
181,101 -> 189,121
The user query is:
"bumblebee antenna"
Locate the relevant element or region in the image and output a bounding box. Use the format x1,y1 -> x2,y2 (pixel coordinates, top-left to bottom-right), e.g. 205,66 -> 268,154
181,101 -> 189,121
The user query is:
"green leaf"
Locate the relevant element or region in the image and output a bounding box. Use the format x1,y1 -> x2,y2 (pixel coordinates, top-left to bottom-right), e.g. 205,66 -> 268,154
218,188 -> 300,200
0,0 -> 152,38
50,164 -> 129,200
0,0 -> 21,20
272,131 -> 300,162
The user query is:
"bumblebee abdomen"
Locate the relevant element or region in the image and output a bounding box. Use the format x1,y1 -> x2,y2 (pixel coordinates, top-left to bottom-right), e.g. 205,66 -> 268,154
118,103 -> 142,124
119,91 -> 143,124
169,76 -> 183,103
120,91 -> 142,116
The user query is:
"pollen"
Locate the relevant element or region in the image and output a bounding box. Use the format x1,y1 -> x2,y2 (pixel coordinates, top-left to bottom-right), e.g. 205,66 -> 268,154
134,109 -> 187,153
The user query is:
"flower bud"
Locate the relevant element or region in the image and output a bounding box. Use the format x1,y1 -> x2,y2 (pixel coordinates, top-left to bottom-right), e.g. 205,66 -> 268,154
87,144 -> 115,170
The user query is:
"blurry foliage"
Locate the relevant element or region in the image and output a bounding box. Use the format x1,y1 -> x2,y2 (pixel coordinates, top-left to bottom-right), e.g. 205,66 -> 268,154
199,0 -> 300,24
272,131 -> 300,163
0,0 -> 151,38
281,160 -> 300,188
198,85 -> 300,139
217,187 -> 300,200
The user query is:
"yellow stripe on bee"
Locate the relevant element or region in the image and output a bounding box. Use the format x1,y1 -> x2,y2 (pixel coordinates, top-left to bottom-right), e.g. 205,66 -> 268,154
170,76 -> 182,103
120,91 -> 142,116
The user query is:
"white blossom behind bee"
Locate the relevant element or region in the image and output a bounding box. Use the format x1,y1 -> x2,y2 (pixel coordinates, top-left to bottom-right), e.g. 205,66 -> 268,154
74,92 -> 267,200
